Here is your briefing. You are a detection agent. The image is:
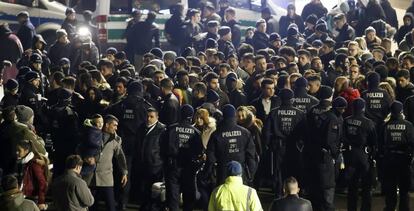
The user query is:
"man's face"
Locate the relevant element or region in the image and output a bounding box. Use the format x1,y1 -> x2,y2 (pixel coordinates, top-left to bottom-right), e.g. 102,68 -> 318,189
257,23 -> 267,33
350,66 -> 360,79
311,59 -> 323,71
68,13 -> 76,21
334,19 -> 345,29
101,66 -> 113,77
33,63 -> 42,71
115,82 -> 126,96
208,26 -> 219,34
404,17 -> 412,26
193,13 -> 201,23
373,51 -> 384,61
402,59 -> 414,70
262,83 -> 275,98
222,32 -> 232,41
225,11 -> 233,22
219,67 -> 228,78
320,44 -> 332,55
107,54 -> 115,62
243,59 -> 255,71
398,77 -> 410,88
164,58 -> 173,67
104,121 -> 118,134
147,112 -> 158,126
308,81 -> 320,94
366,31 -> 376,42
198,55 -> 206,65
209,78 -> 219,90
256,58 -> 267,72
58,35 -> 68,44
228,57 -> 239,70
287,8 -> 295,17
153,73 -> 165,86
16,145 -> 29,159
203,8 -> 212,18
298,55 -> 310,67
272,40 -> 282,48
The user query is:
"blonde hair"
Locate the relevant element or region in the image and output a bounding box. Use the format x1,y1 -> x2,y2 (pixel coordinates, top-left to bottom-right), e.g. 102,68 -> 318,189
194,108 -> 210,126
379,82 -> 396,101
334,76 -> 349,94
354,37 -> 367,51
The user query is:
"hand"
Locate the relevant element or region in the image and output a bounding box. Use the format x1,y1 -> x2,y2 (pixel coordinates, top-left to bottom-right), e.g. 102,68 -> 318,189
38,203 -> 47,210
121,175 -> 128,187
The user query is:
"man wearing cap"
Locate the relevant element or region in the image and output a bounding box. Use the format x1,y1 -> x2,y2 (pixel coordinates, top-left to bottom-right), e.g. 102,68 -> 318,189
264,88 -> 307,198
49,29 -> 71,66
382,101 -> 414,211
282,25 -> 305,50
16,11 -> 35,51
304,14 -> 318,39
333,13 -> 355,49
306,21 -> 330,44
0,79 -> 19,109
61,8 -> 77,41
223,7 -> 241,48
162,104 -> 204,211
252,19 -> 269,52
48,88 -> 80,177
19,71 -> 42,118
208,161 -> 262,211
279,4 -> 304,38
326,53 -> 349,87
268,33 -> 283,54
203,2 -> 222,29
307,96 -> 347,211
29,53 -> 49,97
205,104 -> 257,185
217,26 -> 235,58
343,98 -> 377,211
292,77 -> 319,113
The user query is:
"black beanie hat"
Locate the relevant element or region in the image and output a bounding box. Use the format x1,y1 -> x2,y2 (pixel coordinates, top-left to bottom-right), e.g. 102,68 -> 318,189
181,104 -> 194,119
352,98 -> 365,113
295,77 -> 308,88
150,48 -> 163,59
332,96 -> 348,108
205,38 -> 218,49
279,88 -> 294,101
306,14 -> 318,25
127,80 -> 143,95
222,104 -> 236,118
335,53 -> 348,67
391,101 -> 403,114
367,72 -> 380,88
5,79 -> 18,91
318,85 -> 333,100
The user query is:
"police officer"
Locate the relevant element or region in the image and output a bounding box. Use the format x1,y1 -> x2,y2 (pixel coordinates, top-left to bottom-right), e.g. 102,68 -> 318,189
106,80 -> 152,209
29,52 -> 49,97
382,101 -> 414,211
343,98 -> 377,211
292,77 -> 319,113
263,88 -> 306,198
49,88 -> 80,177
307,96 -> 347,211
205,104 -> 257,185
162,105 -> 204,211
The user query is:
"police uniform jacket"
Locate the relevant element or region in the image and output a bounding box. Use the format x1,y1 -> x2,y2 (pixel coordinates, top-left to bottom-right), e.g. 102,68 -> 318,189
293,89 -> 319,113
206,119 -> 257,183
362,87 -> 392,125
263,103 -> 306,154
382,115 -> 414,159
162,121 -> 203,168
404,95 -> 414,125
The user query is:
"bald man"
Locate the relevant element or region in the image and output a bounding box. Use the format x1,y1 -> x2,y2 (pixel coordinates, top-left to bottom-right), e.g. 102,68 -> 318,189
269,177 -> 313,211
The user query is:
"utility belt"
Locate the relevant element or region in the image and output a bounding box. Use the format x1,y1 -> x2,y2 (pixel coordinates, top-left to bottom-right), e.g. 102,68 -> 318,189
347,145 -> 371,154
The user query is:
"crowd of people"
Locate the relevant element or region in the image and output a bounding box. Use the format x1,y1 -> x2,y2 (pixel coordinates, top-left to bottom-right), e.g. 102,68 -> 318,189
1,0 -> 414,210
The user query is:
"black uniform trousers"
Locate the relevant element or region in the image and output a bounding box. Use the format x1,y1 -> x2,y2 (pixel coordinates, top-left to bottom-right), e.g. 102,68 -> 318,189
165,166 -> 197,211
383,154 -> 411,211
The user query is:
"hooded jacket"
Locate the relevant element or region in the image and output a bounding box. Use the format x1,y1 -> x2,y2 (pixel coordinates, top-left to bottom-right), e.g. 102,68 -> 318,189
0,189 -> 39,211
396,13 -> 414,44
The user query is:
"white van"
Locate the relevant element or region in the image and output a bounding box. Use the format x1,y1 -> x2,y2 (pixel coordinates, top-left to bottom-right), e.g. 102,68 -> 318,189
0,0 -> 286,48
0,0 -> 67,44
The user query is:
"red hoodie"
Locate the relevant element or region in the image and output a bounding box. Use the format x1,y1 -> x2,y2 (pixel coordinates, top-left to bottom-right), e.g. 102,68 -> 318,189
340,87 -> 361,117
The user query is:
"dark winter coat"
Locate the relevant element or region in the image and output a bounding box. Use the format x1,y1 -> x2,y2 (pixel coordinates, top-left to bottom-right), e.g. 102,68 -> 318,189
252,31 -> 269,52
165,14 -> 184,46
279,15 -> 305,38
269,194 -> 313,211
380,0 -> 399,30
396,13 -> 414,44
0,24 -> 23,63
136,121 -> 166,171
159,93 -> 180,126
61,19 -> 77,41
17,19 -> 36,50
250,95 -> 281,123
48,41 -> 71,66
396,83 -> 414,103
217,39 -> 236,58
131,21 -> 160,55
227,89 -> 248,109
223,19 -> 242,48
301,2 -> 328,20
335,23 -> 355,48
0,189 -> 40,211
